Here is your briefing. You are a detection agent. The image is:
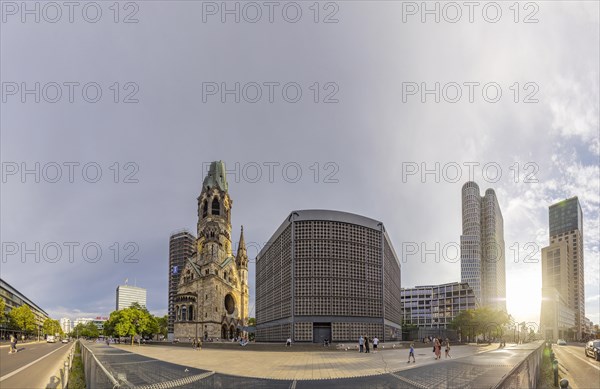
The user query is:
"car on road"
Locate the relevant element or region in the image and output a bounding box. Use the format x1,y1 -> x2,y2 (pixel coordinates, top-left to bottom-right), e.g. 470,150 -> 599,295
585,340 -> 600,361
557,339 -> 567,345
47,335 -> 56,343
61,338 -> 69,343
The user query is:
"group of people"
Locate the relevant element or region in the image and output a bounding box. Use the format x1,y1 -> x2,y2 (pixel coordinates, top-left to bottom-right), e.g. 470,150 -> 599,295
358,335 -> 379,353
431,337 -> 451,360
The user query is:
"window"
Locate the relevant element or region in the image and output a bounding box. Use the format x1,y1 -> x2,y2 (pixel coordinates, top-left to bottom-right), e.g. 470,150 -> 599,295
202,201 -> 208,218
212,198 -> 220,215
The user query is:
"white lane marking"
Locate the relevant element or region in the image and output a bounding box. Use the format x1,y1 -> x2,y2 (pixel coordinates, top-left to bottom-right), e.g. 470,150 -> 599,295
0,343 -> 68,382
554,346 -> 600,371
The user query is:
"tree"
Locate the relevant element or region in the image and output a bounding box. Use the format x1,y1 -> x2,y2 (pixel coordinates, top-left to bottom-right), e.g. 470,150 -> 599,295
105,304 -> 157,345
449,308 -> 509,342
156,315 -> 168,338
9,305 -> 36,335
0,297 -> 6,324
43,318 -> 63,337
247,317 -> 256,326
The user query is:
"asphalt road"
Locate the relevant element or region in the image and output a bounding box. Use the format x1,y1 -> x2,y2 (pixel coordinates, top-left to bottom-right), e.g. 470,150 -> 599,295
553,342 -> 600,389
0,341 -> 72,388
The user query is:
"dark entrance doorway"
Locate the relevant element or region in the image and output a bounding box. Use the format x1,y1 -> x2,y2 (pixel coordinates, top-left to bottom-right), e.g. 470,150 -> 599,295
313,322 -> 331,344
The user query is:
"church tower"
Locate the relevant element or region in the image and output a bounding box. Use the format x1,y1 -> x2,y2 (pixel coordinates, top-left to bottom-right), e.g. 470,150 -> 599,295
173,161 -> 249,341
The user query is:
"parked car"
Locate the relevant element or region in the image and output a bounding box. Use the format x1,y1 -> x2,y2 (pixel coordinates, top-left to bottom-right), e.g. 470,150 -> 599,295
585,340 -> 600,361
557,339 -> 567,345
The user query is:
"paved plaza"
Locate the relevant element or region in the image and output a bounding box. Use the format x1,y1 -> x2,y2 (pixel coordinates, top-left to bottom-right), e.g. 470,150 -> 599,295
110,342 -> 498,380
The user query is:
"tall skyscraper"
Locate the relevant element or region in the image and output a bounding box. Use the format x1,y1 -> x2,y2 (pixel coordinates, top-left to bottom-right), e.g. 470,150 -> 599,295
542,197 -> 585,340
460,181 -> 506,311
168,230 -> 196,338
116,284 -> 147,310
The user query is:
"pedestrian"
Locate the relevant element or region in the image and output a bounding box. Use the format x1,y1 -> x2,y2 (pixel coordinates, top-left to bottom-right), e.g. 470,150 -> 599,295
365,336 -> 370,353
359,335 -> 364,353
286,337 -> 292,347
407,343 -> 416,363
192,338 -> 197,350
435,338 -> 442,360
373,336 -> 379,352
8,334 -> 16,354
445,339 -> 451,358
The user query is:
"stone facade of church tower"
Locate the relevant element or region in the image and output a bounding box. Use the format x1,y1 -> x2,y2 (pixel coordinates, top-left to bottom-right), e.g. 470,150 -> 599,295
173,161 -> 249,340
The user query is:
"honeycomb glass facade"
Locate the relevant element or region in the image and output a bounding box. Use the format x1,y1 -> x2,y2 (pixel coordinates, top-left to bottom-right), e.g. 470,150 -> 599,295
256,210 -> 402,343
401,282 -> 477,328
460,182 -> 506,311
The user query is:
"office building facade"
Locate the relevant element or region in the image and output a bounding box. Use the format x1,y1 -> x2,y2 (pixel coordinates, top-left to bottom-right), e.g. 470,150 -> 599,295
460,182 -> 506,311
116,285 -> 147,310
168,230 -> 196,338
401,282 -> 477,328
0,278 -> 49,335
60,318 -> 72,334
256,210 -> 402,343
541,197 -> 585,340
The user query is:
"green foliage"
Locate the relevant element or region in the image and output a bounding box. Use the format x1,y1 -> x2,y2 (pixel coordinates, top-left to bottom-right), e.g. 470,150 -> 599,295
449,307 -> 509,340
0,297 -> 6,323
104,304 -> 158,343
247,317 -> 256,326
9,305 -> 36,334
70,322 -> 99,339
156,315 -> 168,338
43,318 -> 64,336
67,342 -> 86,389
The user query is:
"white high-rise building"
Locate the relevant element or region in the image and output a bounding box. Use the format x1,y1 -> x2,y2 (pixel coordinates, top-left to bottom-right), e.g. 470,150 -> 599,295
116,284 -> 147,310
460,181 -> 506,311
60,317 -> 72,334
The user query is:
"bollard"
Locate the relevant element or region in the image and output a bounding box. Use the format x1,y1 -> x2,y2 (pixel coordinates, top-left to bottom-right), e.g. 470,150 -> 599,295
552,359 -> 559,387
559,378 -> 569,388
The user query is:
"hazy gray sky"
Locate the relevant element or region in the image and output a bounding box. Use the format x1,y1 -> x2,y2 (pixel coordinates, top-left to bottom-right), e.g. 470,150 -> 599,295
1,1 -> 598,327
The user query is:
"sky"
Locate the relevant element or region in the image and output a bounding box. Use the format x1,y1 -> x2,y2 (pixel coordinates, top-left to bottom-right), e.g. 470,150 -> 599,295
1,1 -> 599,328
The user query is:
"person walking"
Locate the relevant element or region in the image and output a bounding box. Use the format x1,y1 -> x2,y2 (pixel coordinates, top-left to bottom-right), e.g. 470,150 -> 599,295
8,334 -> 16,354
434,338 -> 442,360
445,339 -> 451,358
407,343 -> 416,363
365,336 -> 370,353
192,338 -> 197,350
372,336 -> 379,352
359,335 -> 364,353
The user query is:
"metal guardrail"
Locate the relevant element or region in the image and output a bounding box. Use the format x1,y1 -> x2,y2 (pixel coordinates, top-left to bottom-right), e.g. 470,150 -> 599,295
79,341 -> 121,389
492,341 -> 545,389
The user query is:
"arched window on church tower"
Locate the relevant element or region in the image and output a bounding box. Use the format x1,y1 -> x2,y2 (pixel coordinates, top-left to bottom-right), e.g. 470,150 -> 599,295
212,198 -> 220,216
176,305 -> 180,322
188,305 -> 194,321
202,201 -> 208,218
181,306 -> 187,322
